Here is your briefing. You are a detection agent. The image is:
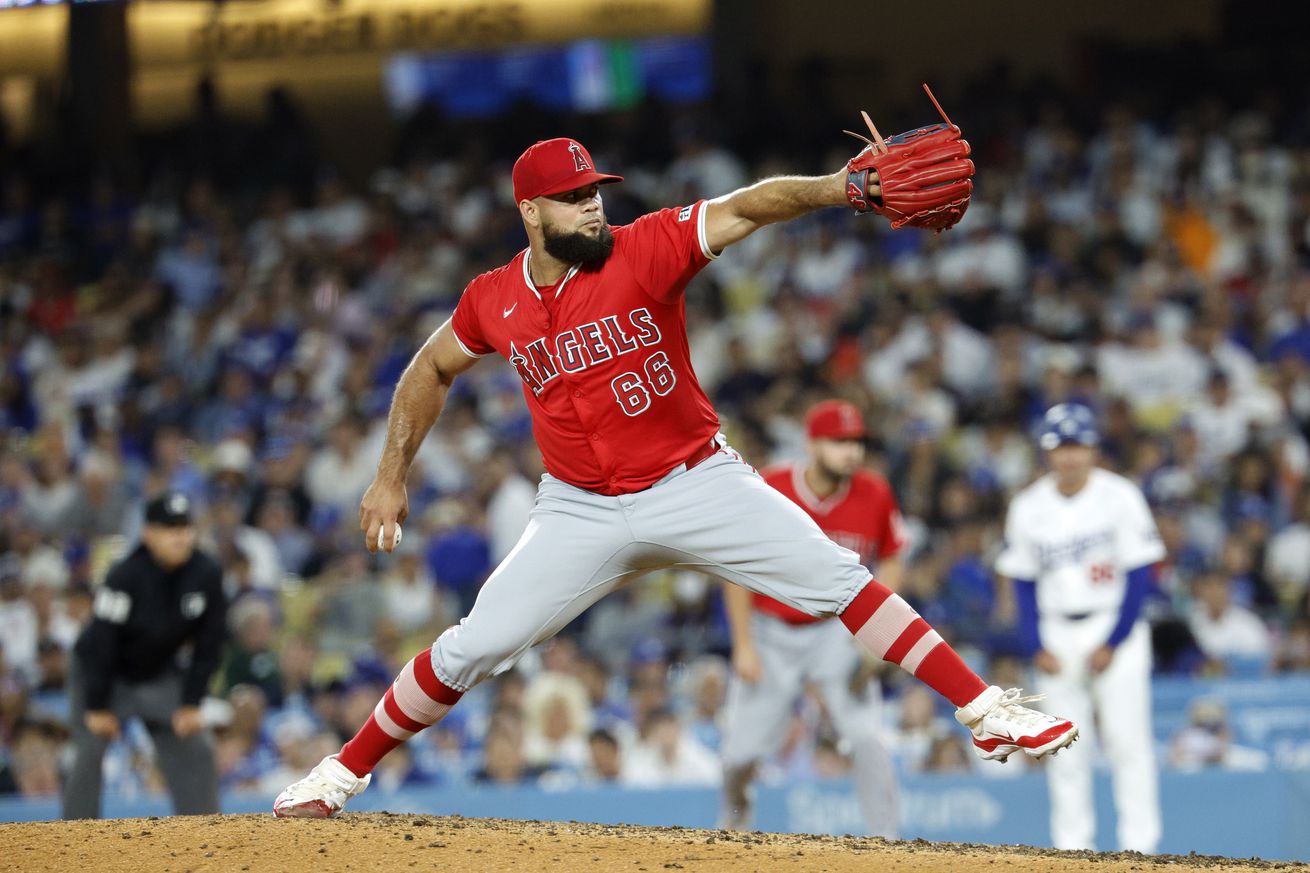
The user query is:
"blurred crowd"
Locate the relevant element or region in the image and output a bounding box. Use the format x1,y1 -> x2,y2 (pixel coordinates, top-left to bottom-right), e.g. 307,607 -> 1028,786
4,57 -> 1310,802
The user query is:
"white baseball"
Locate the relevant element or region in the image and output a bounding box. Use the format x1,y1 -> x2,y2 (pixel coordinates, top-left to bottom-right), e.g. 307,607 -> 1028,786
377,524 -> 402,550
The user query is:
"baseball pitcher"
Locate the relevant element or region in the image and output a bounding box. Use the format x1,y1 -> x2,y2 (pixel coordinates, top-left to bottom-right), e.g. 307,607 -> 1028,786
274,88 -> 1079,819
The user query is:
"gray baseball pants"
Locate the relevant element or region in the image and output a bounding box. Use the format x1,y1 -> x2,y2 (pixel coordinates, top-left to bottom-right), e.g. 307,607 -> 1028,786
62,660 -> 219,819
430,447 -> 874,692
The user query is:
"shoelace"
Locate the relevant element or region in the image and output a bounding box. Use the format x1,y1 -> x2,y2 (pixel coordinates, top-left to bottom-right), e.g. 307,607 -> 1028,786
319,759 -> 363,792
991,688 -> 1053,728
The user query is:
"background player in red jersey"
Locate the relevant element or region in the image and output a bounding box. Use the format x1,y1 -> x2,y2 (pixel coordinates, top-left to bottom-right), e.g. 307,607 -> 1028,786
722,400 -> 905,837
273,132 -> 1075,819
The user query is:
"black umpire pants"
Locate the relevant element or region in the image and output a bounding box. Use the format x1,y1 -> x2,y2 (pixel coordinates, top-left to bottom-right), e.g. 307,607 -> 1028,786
61,660 -> 219,819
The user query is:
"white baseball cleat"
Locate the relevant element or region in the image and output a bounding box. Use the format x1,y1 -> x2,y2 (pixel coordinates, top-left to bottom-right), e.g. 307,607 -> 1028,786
955,686 -> 1079,762
273,754 -> 371,818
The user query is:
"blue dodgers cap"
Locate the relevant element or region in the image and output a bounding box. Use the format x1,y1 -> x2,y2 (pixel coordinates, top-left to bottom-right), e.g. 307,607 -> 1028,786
1038,403 -> 1100,451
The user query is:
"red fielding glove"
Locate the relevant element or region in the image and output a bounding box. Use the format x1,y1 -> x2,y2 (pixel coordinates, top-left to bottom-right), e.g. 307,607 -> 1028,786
844,84 -> 975,232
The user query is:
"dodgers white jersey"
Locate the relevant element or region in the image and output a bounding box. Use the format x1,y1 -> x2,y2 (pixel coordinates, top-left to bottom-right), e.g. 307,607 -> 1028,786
996,469 -> 1165,616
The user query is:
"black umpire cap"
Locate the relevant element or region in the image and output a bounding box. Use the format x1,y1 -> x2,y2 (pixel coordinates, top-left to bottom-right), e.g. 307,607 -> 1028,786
144,492 -> 194,527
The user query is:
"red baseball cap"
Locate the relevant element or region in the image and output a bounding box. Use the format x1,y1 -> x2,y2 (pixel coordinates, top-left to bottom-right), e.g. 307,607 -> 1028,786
805,400 -> 867,440
512,138 -> 623,204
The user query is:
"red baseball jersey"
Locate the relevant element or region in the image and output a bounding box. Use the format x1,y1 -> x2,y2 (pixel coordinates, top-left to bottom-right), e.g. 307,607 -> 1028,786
754,463 -> 907,624
451,200 -> 720,495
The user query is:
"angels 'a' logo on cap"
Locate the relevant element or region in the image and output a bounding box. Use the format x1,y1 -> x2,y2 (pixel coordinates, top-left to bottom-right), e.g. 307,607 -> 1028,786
568,142 -> 592,172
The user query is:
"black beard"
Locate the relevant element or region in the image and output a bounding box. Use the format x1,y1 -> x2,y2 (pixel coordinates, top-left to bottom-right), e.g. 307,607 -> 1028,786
543,223 -> 615,264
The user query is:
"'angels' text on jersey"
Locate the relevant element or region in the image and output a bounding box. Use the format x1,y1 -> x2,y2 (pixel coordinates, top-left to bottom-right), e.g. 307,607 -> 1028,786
509,307 -> 662,396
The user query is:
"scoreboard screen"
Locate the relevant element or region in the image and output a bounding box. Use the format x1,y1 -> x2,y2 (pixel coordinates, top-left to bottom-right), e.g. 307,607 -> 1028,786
384,35 -> 710,118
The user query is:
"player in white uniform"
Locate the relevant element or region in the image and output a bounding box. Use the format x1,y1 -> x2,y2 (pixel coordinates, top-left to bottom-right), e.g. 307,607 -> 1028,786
996,404 -> 1164,852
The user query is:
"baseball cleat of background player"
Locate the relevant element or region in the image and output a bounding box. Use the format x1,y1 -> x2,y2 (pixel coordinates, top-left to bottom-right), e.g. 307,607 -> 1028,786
272,755 -> 371,818
955,685 -> 1079,762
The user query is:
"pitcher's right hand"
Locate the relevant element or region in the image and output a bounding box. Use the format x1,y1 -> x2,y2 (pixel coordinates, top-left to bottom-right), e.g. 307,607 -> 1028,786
360,479 -> 408,553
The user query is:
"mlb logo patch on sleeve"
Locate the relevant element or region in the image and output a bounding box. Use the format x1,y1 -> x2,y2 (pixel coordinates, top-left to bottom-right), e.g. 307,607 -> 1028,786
678,205 -> 694,222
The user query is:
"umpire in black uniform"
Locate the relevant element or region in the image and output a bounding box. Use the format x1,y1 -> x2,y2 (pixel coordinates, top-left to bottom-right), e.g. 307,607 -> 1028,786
62,492 -> 228,819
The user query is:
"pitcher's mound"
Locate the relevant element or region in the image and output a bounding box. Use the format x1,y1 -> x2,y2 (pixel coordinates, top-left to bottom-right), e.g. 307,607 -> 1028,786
0,812 -> 1299,872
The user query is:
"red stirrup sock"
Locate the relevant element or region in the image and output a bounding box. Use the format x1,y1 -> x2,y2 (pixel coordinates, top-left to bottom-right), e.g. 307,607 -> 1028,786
336,647 -> 463,778
840,579 -> 988,708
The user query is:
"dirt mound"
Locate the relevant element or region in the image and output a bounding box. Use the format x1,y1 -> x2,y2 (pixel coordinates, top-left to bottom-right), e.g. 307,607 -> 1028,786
1,813 -> 1302,873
